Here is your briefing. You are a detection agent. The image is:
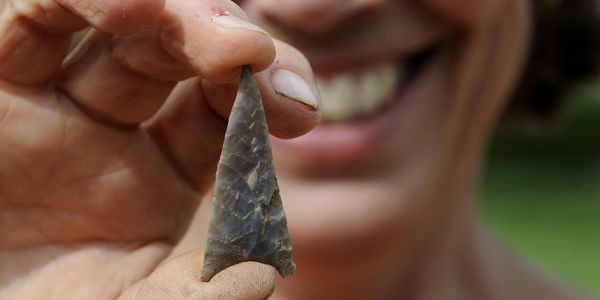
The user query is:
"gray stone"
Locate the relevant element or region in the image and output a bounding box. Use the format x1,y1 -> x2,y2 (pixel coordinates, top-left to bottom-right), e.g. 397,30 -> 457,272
201,65 -> 296,282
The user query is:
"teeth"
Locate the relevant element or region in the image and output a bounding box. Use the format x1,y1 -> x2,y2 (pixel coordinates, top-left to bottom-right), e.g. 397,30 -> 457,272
317,62 -> 402,122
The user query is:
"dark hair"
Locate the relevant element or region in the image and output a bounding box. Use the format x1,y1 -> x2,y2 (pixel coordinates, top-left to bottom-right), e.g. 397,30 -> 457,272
509,0 -> 600,119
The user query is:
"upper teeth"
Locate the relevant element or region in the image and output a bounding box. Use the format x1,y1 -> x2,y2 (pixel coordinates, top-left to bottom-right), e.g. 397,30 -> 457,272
316,62 -> 402,122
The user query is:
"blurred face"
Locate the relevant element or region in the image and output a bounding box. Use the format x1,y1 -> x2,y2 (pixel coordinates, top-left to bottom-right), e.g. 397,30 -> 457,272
240,0 -> 530,265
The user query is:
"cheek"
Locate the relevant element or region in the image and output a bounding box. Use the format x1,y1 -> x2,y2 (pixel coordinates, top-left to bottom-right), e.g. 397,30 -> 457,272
418,0 -> 505,26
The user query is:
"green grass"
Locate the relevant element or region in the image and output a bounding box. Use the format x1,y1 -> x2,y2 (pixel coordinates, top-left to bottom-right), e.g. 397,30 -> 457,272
481,84 -> 600,292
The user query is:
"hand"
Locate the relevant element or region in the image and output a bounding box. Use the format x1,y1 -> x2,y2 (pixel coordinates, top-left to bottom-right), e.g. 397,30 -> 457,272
0,0 -> 320,298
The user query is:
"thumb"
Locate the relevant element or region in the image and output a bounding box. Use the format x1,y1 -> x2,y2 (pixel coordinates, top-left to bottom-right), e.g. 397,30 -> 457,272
118,249 -> 276,300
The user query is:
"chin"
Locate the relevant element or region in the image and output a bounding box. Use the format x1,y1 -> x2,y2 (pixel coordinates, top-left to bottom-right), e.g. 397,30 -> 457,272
278,177 -> 413,265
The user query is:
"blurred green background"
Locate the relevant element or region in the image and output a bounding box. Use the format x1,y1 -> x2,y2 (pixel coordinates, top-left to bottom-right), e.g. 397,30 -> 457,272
481,83 -> 600,293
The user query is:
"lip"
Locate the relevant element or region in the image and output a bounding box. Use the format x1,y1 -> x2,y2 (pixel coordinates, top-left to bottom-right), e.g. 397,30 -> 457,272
272,51 -> 437,166
307,51 -> 413,77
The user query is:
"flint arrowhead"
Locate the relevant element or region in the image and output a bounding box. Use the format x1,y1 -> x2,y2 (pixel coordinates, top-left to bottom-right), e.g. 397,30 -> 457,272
201,65 -> 296,282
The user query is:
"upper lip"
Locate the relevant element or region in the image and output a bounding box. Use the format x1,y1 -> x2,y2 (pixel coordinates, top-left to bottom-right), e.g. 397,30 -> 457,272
307,53 -> 406,76
307,43 -> 441,85
278,24 -> 451,75
304,48 -> 414,73
299,37 -> 447,76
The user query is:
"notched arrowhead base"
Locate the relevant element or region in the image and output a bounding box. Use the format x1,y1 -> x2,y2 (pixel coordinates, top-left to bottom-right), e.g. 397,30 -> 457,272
201,66 -> 296,282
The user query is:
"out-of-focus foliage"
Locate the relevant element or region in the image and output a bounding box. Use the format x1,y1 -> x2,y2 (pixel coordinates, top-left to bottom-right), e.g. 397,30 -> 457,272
482,82 -> 600,293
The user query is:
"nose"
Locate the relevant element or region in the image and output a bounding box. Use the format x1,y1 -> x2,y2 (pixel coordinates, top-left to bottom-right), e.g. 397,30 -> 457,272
252,0 -> 385,34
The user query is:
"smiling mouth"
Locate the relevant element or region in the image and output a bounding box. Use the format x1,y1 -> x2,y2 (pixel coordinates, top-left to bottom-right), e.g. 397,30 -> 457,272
316,45 -> 438,123
272,44 -> 441,167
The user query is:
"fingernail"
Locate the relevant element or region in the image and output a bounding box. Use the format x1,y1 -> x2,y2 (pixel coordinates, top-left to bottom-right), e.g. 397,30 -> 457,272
211,14 -> 269,36
271,70 -> 320,110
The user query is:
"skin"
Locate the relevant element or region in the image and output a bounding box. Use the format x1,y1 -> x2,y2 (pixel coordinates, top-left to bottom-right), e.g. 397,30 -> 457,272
0,1 -> 587,300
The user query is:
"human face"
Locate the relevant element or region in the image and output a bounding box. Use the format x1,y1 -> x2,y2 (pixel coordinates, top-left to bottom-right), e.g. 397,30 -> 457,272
240,0 -> 530,261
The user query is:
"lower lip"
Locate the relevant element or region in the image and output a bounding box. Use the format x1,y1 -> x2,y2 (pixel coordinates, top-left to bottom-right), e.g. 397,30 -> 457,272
272,63 -> 427,166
